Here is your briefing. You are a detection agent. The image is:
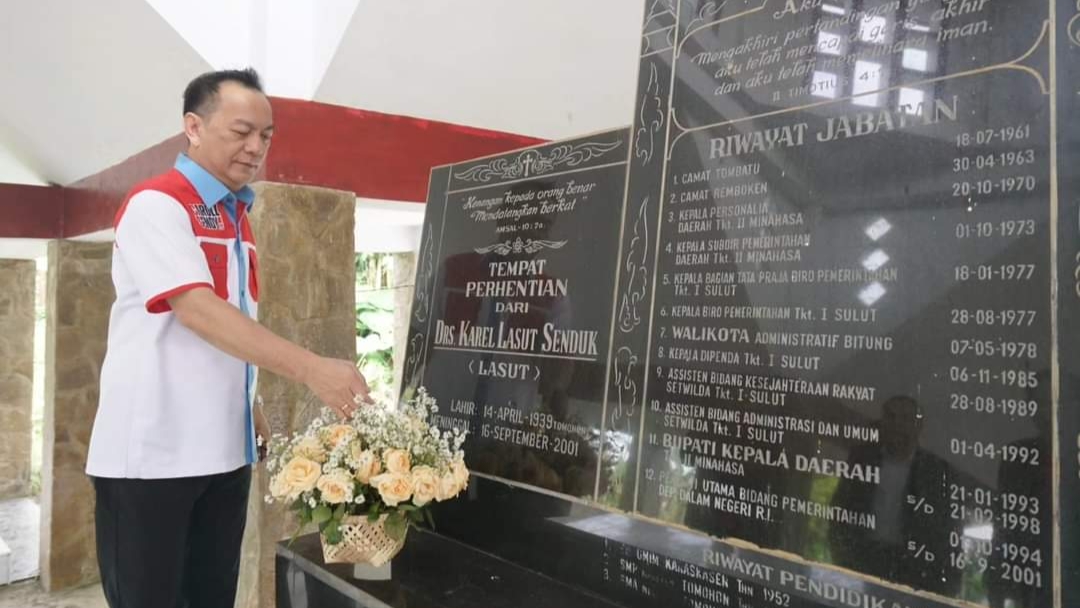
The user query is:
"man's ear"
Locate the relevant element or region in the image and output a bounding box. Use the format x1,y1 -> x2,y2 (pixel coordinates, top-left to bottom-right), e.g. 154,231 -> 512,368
183,112 -> 203,148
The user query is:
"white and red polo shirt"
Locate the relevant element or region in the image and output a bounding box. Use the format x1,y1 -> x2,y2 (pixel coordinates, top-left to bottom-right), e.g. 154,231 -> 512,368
86,154 -> 260,479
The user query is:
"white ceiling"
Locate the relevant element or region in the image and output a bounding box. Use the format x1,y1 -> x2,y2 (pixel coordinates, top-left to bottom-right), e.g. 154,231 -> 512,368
0,141 -> 46,186
0,0 -> 644,185
0,0 -> 212,185
146,0 -> 362,100
315,0 -> 645,140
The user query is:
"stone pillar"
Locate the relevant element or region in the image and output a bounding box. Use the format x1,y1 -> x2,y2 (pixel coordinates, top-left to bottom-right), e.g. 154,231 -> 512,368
237,183 -> 356,608
0,260 -> 36,500
40,241 -> 113,591
391,252 -> 416,396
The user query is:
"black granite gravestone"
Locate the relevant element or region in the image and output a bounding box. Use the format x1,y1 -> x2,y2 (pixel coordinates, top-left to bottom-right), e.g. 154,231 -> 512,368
279,2 -> 1080,607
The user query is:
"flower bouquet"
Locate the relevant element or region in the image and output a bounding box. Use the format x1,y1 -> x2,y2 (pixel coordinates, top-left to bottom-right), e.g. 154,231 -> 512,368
264,388 -> 468,567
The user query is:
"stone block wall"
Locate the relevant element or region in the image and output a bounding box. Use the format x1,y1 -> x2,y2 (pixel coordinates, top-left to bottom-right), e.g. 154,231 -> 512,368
0,260 -> 36,500
237,183 -> 356,608
40,241 -> 113,591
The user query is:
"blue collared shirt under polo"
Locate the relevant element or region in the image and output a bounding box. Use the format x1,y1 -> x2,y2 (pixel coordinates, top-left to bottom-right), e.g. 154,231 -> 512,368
174,153 -> 258,465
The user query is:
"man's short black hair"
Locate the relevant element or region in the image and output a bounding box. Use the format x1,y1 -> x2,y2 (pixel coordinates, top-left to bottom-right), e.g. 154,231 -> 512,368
183,68 -> 264,117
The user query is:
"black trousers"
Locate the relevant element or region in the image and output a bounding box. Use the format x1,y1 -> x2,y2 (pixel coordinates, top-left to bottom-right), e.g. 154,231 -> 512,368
92,465 -> 252,608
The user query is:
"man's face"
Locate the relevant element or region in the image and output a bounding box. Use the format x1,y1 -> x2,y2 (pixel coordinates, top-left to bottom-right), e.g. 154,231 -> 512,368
185,82 -> 274,191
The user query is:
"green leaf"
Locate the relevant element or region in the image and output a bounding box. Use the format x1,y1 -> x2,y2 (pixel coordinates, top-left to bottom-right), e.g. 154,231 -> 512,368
367,502 -> 381,522
312,504 -> 333,524
407,510 -> 423,523
323,520 -> 342,545
383,512 -> 407,541
299,505 -> 313,525
334,504 -> 347,521
398,503 -> 417,512
424,509 -> 436,531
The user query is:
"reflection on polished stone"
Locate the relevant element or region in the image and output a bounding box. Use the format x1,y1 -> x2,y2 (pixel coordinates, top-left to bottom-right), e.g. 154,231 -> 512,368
275,531 -> 620,608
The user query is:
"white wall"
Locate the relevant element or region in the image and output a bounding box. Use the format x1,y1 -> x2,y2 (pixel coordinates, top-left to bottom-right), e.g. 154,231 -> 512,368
355,199 -> 425,253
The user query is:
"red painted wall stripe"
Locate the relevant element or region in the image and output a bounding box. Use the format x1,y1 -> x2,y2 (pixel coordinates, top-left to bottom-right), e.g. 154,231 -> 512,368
0,184 -> 64,238
63,134 -> 187,237
0,99 -> 546,239
265,99 -> 545,202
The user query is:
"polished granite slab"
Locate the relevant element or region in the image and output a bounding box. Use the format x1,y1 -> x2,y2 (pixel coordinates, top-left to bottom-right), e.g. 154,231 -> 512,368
394,1 -> 1080,606
276,530 -> 624,608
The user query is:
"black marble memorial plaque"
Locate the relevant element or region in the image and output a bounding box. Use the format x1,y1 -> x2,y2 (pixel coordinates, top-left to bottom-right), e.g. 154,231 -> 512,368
403,129 -> 630,498
401,2 -> 1080,607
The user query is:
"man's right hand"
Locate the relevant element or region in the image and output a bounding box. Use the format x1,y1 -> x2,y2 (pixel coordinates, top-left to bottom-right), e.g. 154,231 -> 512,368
169,288 -> 375,419
302,356 -> 372,419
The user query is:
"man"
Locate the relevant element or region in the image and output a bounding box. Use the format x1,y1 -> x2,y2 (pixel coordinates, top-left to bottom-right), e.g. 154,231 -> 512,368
85,68 -> 367,608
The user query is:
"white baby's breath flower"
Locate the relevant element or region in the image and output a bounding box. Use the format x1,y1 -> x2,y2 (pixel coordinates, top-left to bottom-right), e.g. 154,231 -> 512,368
324,424 -> 357,449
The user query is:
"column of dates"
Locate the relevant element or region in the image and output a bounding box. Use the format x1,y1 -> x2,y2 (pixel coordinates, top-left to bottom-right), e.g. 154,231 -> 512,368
942,117 -> 1052,606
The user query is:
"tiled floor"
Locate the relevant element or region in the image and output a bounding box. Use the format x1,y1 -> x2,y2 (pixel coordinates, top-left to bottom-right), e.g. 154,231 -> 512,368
0,580 -> 107,608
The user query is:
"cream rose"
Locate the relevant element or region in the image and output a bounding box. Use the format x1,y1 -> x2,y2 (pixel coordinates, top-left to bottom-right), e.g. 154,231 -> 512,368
383,449 -> 412,475
324,424 -> 357,449
269,472 -> 293,499
451,459 -> 469,489
293,436 -> 328,463
281,457 -> 321,495
371,472 -> 413,507
349,440 -> 365,462
410,466 -> 438,506
354,449 -> 382,484
436,471 -> 459,502
316,469 -> 354,504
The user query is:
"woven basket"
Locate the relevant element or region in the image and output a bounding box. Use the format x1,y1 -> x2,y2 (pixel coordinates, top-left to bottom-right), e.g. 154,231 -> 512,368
320,515 -> 407,567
